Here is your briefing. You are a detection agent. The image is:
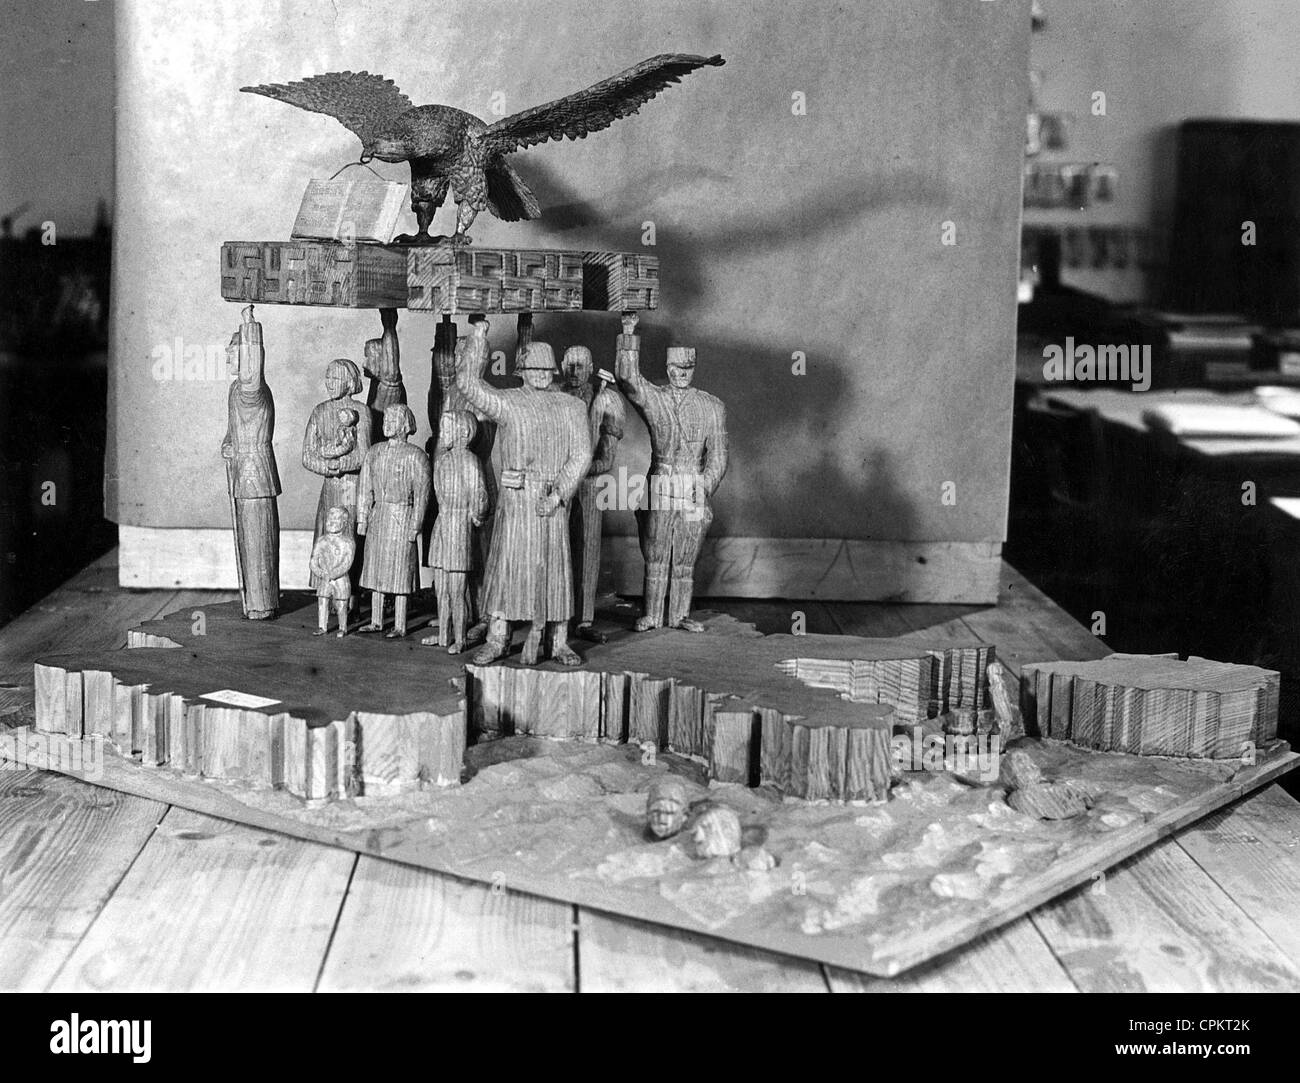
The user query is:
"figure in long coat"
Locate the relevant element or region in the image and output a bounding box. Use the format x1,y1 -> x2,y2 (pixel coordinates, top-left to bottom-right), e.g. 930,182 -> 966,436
221,305 -> 280,619
457,319 -> 592,666
357,404 -> 431,639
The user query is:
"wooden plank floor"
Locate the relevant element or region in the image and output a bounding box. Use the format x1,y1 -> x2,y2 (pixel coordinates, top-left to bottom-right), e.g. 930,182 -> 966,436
1,551 -> 1298,992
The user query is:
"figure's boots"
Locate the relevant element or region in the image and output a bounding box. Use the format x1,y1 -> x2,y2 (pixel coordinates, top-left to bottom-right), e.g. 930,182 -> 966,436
634,568 -> 669,632
386,595 -> 408,639
447,585 -> 467,655
550,622 -> 582,667
669,574 -> 704,633
472,616 -> 510,666
361,591 -> 385,633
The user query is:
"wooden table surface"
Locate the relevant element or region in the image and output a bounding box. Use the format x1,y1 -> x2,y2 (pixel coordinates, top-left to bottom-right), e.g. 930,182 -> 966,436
1,551 -> 1298,992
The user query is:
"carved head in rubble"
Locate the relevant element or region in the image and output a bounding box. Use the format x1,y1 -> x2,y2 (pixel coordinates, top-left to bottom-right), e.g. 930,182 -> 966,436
645,775 -> 689,840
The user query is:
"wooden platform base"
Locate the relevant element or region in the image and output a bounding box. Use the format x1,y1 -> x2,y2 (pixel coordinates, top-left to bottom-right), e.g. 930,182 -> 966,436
31,592 -> 988,802
1022,655 -> 1280,759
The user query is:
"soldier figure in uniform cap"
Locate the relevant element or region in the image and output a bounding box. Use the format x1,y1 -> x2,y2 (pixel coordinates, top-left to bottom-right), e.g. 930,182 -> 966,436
615,314 -> 727,633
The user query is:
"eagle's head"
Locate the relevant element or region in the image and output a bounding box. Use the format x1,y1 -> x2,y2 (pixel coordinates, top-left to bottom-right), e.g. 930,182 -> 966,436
359,112 -> 418,163
360,135 -> 410,164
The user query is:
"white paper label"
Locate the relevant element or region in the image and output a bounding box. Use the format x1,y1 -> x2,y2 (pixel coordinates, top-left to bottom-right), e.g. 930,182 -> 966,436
201,689 -> 281,709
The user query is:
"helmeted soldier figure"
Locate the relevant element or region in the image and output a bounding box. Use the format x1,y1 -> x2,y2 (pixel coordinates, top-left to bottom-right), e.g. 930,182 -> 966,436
457,319 -> 593,666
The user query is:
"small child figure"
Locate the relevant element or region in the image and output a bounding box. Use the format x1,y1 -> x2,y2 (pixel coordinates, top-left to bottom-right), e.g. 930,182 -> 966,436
427,411 -> 488,654
310,505 -> 355,637
320,406 -> 359,459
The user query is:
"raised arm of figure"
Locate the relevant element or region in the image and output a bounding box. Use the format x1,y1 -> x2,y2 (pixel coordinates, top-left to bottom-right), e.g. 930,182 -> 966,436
455,320 -> 509,422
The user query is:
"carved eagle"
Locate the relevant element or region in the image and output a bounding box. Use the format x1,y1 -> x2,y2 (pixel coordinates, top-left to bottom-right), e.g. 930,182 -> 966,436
242,54 -> 725,244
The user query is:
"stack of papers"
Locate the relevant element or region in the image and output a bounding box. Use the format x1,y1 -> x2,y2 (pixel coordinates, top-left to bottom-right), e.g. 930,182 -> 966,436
1142,402 -> 1300,438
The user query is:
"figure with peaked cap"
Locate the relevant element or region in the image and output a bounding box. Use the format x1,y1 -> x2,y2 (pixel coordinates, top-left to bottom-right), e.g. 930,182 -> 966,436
456,319 -> 592,666
615,314 -> 727,633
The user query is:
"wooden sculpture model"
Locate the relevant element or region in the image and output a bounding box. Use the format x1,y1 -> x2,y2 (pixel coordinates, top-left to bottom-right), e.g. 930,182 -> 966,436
221,305 -> 281,620
310,505 -> 356,637
615,314 -> 728,632
241,54 -> 725,245
363,308 -> 406,428
456,319 -> 593,666
561,344 -> 625,643
427,410 -> 489,654
301,358 -> 372,586
357,403 -> 431,638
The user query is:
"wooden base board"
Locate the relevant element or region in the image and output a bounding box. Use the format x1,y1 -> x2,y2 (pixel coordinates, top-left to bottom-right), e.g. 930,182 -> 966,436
7,724 -> 1293,977
13,591 -> 1297,976
31,593 -> 988,800
117,525 -> 1002,602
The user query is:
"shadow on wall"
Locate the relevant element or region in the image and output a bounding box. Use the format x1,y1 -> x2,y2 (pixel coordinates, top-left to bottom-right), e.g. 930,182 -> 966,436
485,316 -> 918,545
502,164 -> 939,541
524,161 -> 946,314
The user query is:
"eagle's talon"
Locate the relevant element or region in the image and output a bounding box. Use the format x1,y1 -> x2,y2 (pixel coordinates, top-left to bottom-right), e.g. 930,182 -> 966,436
450,233 -> 473,247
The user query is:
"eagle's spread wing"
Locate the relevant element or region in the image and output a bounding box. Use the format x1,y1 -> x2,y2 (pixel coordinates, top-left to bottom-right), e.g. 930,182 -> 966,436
481,54 -> 724,155
240,72 -> 413,145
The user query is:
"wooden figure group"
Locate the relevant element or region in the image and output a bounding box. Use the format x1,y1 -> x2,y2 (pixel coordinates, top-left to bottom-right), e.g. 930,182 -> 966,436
302,356 -> 370,584
222,306 -> 728,663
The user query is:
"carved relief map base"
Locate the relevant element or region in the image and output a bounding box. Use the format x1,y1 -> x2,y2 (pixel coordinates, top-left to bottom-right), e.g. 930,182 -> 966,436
9,594 -> 1296,976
